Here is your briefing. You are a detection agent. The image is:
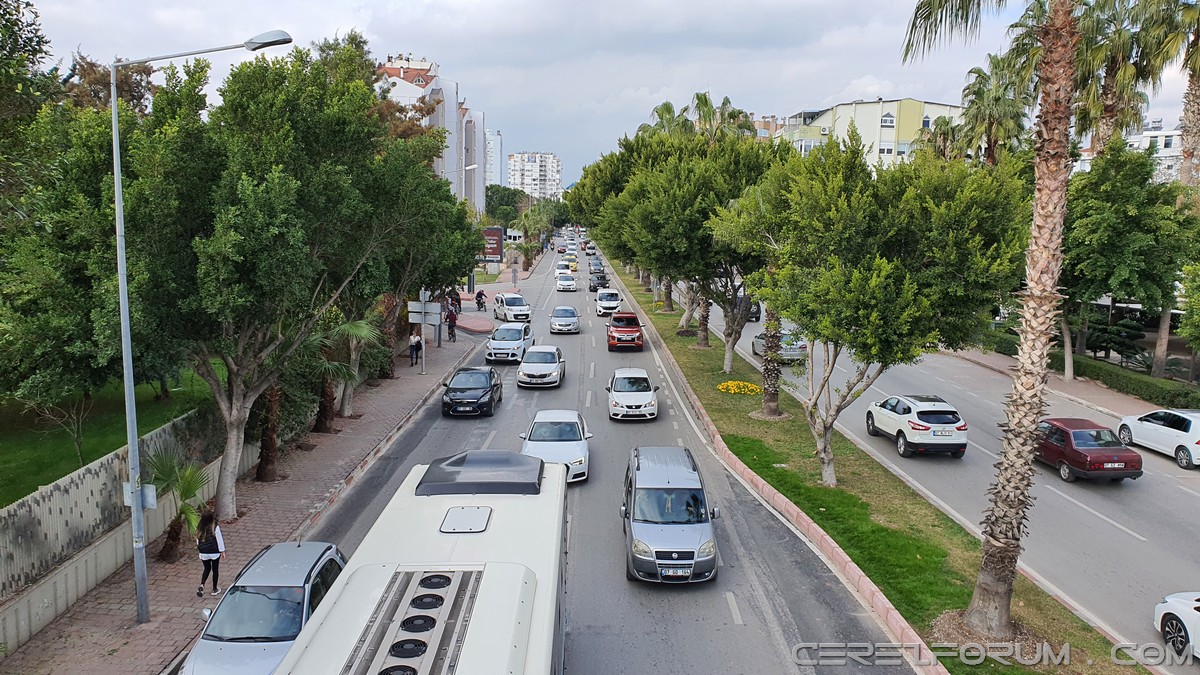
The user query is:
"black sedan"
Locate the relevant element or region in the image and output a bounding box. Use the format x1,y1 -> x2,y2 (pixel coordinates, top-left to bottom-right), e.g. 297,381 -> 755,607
588,273 -> 610,292
441,366 -> 503,417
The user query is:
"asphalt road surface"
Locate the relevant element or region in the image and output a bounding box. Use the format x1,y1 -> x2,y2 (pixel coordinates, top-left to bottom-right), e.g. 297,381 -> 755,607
707,301 -> 1200,674
311,253 -> 913,675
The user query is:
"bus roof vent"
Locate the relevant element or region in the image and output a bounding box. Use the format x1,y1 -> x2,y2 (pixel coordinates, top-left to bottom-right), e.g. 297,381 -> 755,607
440,506 -> 491,533
415,450 -> 543,496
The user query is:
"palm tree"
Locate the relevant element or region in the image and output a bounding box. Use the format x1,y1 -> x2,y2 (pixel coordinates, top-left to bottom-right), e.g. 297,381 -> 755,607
1139,0 -> 1200,187
689,92 -> 755,147
145,449 -> 209,562
961,53 -> 1030,164
905,0 -> 1081,639
637,100 -> 695,138
913,115 -> 969,159
1075,0 -> 1152,149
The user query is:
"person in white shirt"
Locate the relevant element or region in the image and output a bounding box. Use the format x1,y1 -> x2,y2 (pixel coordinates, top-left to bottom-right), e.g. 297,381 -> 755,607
409,330 -> 422,366
195,512 -> 226,597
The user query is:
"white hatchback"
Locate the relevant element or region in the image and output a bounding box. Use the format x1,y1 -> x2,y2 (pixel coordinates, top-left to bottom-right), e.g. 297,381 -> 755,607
556,274 -> 577,292
865,394 -> 967,458
606,368 -> 659,420
1117,409 -> 1200,469
595,289 -> 622,316
520,409 -> 592,483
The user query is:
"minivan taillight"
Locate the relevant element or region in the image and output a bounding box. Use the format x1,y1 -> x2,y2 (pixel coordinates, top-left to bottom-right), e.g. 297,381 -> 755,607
908,421 -> 931,431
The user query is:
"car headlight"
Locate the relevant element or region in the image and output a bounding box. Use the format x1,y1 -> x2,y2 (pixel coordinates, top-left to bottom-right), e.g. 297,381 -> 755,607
631,539 -> 653,559
611,400 -> 621,408
647,399 -> 657,407
517,370 -> 527,378
698,540 -> 716,558
570,458 -> 586,466
442,394 -> 452,403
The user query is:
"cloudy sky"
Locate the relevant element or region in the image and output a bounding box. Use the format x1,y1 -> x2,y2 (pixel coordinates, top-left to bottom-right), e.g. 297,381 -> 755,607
37,0 -> 1188,186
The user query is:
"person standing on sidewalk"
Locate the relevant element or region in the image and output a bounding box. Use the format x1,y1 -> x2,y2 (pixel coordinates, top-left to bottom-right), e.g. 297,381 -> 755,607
195,512 -> 226,597
409,329 -> 422,366
446,306 -> 458,342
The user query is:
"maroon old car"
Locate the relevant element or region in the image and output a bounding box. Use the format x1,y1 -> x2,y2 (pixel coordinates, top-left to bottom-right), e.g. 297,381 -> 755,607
1035,418 -> 1143,482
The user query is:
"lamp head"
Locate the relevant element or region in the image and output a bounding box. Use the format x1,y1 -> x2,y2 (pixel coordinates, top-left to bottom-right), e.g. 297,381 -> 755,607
464,164 -> 479,171
244,30 -> 293,51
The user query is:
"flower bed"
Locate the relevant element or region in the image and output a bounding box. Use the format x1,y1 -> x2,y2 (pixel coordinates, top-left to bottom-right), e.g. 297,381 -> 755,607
717,380 -> 762,395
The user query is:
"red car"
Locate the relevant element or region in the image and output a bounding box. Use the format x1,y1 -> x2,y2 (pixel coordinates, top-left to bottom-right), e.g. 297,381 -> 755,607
556,244 -> 567,253
606,312 -> 644,351
1035,418 -> 1143,482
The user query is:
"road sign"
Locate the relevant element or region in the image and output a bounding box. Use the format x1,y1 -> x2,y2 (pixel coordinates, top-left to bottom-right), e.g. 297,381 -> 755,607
407,301 -> 442,326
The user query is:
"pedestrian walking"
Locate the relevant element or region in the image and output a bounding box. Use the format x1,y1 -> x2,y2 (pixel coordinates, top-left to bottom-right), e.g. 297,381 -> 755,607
195,511 -> 225,597
446,306 -> 458,342
409,329 -> 422,366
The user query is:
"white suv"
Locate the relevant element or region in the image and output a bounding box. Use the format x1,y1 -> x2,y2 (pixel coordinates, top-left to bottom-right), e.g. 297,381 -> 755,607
1117,409 -> 1200,469
865,394 -> 967,458
485,322 -> 535,364
493,293 -> 531,322
606,368 -> 659,420
595,289 -> 623,316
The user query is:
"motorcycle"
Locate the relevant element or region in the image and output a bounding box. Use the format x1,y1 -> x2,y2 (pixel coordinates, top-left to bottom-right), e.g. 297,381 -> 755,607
476,296 -> 486,311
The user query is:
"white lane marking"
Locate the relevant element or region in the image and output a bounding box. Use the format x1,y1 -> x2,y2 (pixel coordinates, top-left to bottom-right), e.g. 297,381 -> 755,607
968,440 -> 998,459
1043,485 -> 1148,541
541,292 -> 552,310
585,390 -> 593,408
668,407 -> 677,416
480,430 -> 497,450
591,335 -> 596,348
725,592 -> 745,626
531,391 -> 541,409
589,362 -> 595,379
1178,485 -> 1200,499
932,375 -> 948,383
677,437 -> 684,445
967,391 -> 980,398
672,421 -> 679,430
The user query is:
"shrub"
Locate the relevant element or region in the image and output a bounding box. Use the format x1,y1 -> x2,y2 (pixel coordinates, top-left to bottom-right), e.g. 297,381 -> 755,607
1048,351 -> 1200,408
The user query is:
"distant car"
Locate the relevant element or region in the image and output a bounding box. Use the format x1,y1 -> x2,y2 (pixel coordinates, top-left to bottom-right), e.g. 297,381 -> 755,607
1117,409 -> 1200,469
520,409 -> 592,483
517,345 -> 566,388
1155,592 -> 1200,659
586,244 -> 598,256
485,322 -> 535,364
556,244 -> 567,253
588,273 -> 610,292
596,289 -> 623,316
492,293 -> 531,322
555,261 -> 571,276
548,306 -> 581,334
1034,418 -> 1143,482
607,312 -> 644,351
441,366 -> 504,416
556,274 -> 577,292
588,259 -> 604,273
865,394 -> 967,458
751,332 -> 807,362
566,259 -> 579,272
607,367 -> 659,420
180,542 -> 345,675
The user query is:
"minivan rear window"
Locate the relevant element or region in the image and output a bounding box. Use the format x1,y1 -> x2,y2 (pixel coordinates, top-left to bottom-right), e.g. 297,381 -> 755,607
917,410 -> 961,425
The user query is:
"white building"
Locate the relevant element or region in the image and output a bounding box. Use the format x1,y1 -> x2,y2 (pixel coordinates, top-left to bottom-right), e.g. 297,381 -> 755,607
508,152 -> 563,200
777,97 -> 964,167
1074,118 -> 1184,183
485,129 -> 504,186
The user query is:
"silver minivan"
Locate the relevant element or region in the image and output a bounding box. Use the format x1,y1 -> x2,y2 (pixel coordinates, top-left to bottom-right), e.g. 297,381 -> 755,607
620,446 -> 720,583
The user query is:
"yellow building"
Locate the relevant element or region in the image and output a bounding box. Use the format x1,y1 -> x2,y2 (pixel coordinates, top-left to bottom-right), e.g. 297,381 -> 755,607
777,97 -> 964,167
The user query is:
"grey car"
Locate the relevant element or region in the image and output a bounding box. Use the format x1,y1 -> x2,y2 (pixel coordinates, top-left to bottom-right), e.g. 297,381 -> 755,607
548,305 -> 581,334
180,541 -> 345,675
751,332 -> 808,362
621,447 -> 720,583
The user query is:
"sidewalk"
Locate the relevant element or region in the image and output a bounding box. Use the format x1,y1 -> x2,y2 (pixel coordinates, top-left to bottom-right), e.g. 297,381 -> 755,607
947,349 -> 1157,418
0,337 -> 480,675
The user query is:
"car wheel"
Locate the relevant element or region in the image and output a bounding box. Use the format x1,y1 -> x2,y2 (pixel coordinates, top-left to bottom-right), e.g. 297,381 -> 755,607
1162,614 -> 1191,656
896,434 -> 914,458
1175,446 -> 1195,470
950,449 -> 965,459
752,343 -> 759,356
865,413 -> 878,437
441,409 -> 450,418
1118,425 -> 1133,445
607,345 -> 614,352
484,402 -> 495,417
1057,462 -> 1076,482
638,345 -> 644,352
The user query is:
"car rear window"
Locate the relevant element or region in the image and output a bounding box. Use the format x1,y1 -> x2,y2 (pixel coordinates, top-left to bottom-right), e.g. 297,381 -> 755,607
504,296 -> 528,306
917,410 -> 961,425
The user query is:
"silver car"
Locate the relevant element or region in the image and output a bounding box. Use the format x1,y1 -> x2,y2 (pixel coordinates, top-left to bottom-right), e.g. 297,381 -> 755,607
520,409 -> 591,482
517,345 -> 566,388
548,306 -> 581,334
621,447 -> 720,583
751,332 -> 808,362
180,542 -> 345,675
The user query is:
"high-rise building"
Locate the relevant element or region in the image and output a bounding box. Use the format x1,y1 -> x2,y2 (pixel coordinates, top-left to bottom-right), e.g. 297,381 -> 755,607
507,152 -> 563,200
777,97 -> 964,167
485,129 -> 504,186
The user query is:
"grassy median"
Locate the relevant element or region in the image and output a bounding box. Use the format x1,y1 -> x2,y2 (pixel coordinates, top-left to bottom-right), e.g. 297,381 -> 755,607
615,270 -> 1143,674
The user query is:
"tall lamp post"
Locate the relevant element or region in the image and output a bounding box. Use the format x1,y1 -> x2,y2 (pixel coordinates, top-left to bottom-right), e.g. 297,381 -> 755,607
110,29 -> 292,624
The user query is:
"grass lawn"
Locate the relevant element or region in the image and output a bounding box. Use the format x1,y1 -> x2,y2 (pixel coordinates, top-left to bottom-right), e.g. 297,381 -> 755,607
615,270 -> 1143,674
0,371 -> 213,508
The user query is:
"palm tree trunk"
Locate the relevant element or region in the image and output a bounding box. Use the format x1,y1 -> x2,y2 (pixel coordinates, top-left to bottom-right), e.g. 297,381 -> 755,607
1060,314 -> 1074,381
964,0 -> 1077,640
696,299 -> 712,348
338,337 -> 363,417
158,516 -> 184,563
1094,65 -> 1120,151
1182,68 -> 1200,188
256,383 -> 280,482
759,306 -> 782,418
1151,304 -> 1173,378
314,376 -> 336,433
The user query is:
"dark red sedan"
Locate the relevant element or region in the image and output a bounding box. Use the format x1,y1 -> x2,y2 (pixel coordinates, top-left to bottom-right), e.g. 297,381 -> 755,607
1035,418 -> 1143,482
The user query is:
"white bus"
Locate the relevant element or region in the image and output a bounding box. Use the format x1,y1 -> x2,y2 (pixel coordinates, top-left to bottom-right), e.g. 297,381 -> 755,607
273,450 -> 568,675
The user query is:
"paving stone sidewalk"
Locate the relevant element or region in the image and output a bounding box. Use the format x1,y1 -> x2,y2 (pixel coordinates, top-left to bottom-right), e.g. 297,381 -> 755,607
0,336 -> 480,675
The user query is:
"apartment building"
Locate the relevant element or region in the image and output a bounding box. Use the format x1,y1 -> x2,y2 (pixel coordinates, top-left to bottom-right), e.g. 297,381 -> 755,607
1074,118 -> 1185,183
485,129 -> 504,186
777,97 -> 964,167
508,152 -> 563,200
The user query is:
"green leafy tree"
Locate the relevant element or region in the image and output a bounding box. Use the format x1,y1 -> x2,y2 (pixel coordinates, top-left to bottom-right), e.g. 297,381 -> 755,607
0,0 -> 59,218
486,184 -> 530,224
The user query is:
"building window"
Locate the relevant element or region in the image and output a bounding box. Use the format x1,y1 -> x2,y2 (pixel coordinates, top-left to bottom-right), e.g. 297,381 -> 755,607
881,113 -> 895,128
897,142 -> 910,157
414,76 -> 426,84
880,141 -> 895,155
799,139 -> 818,156
1164,136 -> 1174,149
922,115 -> 931,129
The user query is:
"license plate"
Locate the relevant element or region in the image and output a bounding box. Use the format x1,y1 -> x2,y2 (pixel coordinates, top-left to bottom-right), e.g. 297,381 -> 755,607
1103,462 -> 1125,468
661,568 -> 691,577
455,406 -> 473,412
933,430 -> 953,436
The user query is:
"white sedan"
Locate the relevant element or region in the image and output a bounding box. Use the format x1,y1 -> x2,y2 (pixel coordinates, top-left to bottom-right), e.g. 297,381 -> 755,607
1155,592 -> 1200,659
556,274 -> 577,292
520,409 -> 591,483
606,367 -> 659,420
516,346 -> 566,388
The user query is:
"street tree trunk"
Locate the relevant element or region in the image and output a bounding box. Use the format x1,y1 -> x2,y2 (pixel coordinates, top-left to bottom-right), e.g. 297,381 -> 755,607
1151,305 -> 1173,378
679,283 -> 697,328
759,306 -> 783,418
1075,313 -> 1088,357
256,384 -> 281,482
314,377 -> 336,432
799,342 -> 886,487
1060,315 -> 1074,381
158,373 -> 172,401
721,301 -> 748,373
339,336 -> 363,417
964,0 -> 1077,640
696,300 -> 712,348
663,278 -> 674,311
216,406 -> 251,521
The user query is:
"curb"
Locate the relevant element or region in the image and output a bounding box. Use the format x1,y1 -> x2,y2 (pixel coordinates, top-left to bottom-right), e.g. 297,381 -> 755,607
945,351 -> 1124,419
292,339 -> 483,539
609,270 -> 947,675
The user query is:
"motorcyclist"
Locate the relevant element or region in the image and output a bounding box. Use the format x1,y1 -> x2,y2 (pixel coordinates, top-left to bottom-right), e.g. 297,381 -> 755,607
475,289 -> 487,311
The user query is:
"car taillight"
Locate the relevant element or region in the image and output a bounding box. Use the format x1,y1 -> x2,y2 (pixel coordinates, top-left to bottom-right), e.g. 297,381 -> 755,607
956,423 -> 968,431
907,421 -> 931,431
1088,462 -> 1104,471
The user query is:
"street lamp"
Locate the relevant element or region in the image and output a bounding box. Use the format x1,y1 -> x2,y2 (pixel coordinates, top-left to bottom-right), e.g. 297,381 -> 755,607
110,29 -> 292,624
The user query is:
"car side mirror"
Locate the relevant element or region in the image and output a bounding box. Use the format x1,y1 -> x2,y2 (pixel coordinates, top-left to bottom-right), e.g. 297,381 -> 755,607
654,386 -> 660,391
442,382 -> 448,387
710,507 -> 720,520
585,432 -> 594,439
605,386 -> 611,392
605,323 -> 610,327
620,505 -> 627,520
201,607 -> 212,621
518,433 -> 527,440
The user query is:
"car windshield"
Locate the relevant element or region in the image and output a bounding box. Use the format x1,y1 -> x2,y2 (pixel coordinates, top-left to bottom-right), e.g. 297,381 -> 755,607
613,376 -> 651,393
558,275 -> 574,281
202,585 -> 305,642
492,328 -> 523,341
611,316 -> 640,328
524,351 -> 558,364
916,410 -> 961,425
632,488 -> 709,525
552,308 -> 577,318
598,292 -> 619,302
504,296 -> 528,307
528,421 -> 582,442
449,371 -> 490,388
1071,429 -> 1124,448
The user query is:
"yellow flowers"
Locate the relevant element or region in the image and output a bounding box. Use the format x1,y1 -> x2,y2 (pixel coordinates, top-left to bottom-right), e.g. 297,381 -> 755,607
717,380 -> 762,395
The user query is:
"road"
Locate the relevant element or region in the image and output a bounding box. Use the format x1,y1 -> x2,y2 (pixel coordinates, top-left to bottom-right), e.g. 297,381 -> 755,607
705,300 -> 1200,672
311,251 -> 913,674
